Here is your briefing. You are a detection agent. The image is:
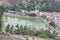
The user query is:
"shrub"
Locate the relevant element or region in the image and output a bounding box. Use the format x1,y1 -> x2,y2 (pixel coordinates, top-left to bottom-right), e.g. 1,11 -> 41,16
41,15 -> 46,19
29,13 -> 36,17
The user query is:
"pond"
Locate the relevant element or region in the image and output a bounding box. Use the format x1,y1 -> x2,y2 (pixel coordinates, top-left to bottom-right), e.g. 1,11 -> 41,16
5,16 -> 48,30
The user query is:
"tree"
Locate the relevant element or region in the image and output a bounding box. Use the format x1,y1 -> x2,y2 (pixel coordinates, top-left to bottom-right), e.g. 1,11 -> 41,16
19,25 -> 24,35
14,24 -> 20,34
10,25 -> 14,34
0,6 -> 5,30
0,13 -> 2,29
26,1 -> 36,11
40,6 -> 59,12
16,24 -> 19,29
18,3 -> 26,10
49,21 -> 56,28
11,3 -> 26,11
5,24 -> 10,32
23,25 -> 28,35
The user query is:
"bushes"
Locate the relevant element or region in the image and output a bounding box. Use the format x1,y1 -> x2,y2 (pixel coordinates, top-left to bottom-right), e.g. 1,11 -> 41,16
55,38 -> 60,40
44,30 -> 55,38
39,34 -> 49,38
38,31 -> 49,38
0,30 -> 4,35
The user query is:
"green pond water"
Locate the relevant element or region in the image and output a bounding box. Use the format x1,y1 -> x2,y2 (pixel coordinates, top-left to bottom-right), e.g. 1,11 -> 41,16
5,16 -> 48,30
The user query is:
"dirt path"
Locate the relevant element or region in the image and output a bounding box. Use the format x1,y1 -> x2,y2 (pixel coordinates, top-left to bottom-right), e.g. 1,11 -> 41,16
0,35 -> 55,40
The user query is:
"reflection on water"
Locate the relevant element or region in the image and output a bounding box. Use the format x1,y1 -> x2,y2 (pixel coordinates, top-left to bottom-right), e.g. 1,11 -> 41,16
5,17 -> 48,30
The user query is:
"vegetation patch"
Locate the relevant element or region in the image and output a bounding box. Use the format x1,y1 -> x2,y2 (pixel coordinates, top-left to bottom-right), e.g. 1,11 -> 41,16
6,16 -> 43,23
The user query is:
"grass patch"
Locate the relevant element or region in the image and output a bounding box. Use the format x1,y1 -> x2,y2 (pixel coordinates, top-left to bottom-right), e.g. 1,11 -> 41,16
6,16 -> 43,23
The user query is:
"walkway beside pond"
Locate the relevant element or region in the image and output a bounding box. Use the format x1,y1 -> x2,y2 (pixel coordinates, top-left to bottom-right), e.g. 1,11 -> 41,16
0,34 -> 55,40
3,12 -> 41,18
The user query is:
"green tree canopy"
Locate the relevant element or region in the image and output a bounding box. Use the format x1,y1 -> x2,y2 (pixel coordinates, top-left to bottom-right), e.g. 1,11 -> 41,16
40,6 -> 59,12
10,25 -> 14,34
0,6 -> 5,30
5,24 -> 10,32
26,1 -> 36,11
49,21 -> 56,28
